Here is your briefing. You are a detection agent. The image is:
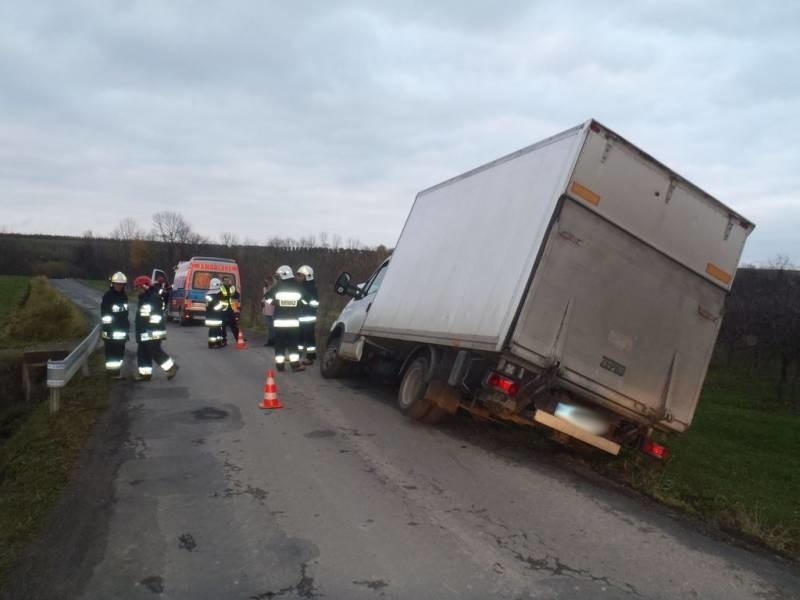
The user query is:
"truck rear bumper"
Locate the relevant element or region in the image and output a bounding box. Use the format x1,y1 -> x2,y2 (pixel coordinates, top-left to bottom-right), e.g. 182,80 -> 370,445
533,409 -> 620,455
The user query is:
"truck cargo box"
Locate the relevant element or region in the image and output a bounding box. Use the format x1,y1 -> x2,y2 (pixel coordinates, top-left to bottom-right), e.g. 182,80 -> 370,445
362,120 -> 753,431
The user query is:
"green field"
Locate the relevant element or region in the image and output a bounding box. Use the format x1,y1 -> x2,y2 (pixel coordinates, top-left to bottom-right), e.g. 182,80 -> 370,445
595,361 -> 800,559
0,276 -> 30,326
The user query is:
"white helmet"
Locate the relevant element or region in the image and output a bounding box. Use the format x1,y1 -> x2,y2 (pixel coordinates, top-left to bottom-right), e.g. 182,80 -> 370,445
276,265 -> 294,280
110,271 -> 127,284
209,278 -> 222,291
297,265 -> 314,280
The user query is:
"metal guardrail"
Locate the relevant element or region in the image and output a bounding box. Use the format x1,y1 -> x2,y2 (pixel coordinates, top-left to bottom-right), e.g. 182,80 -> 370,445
46,324 -> 102,413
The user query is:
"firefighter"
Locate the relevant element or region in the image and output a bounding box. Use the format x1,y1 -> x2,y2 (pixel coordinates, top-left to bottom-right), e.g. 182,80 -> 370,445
296,265 -> 319,365
205,278 -> 226,348
133,275 -> 179,381
264,265 -> 304,372
219,275 -> 240,346
100,271 -> 130,377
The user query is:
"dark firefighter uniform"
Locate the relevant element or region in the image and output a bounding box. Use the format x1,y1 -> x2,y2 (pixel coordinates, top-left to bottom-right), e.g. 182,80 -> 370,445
135,278 -> 178,381
219,280 -> 241,344
100,281 -> 129,375
265,274 -> 304,371
155,276 -> 171,312
299,277 -> 319,363
205,281 -> 226,348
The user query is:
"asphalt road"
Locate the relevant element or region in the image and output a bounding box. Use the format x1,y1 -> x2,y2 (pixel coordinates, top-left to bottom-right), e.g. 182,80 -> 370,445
5,280 -> 800,599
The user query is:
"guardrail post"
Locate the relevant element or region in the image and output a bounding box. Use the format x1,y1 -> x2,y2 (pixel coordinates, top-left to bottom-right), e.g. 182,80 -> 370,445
49,387 -> 61,414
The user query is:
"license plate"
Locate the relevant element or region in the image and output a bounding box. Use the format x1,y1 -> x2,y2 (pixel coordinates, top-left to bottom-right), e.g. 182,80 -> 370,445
279,300 -> 298,307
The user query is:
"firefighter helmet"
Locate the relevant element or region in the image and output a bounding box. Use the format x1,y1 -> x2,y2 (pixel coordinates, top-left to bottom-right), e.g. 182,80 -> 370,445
297,265 -> 314,281
133,275 -> 151,289
276,265 -> 294,280
209,278 -> 221,291
110,271 -> 127,284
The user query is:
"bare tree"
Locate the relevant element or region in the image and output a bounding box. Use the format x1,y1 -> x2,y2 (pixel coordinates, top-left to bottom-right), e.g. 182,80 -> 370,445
220,232 -> 239,247
151,211 -> 193,245
318,231 -> 329,248
767,255 -> 795,270
112,217 -> 146,240
150,211 -> 201,269
299,234 -> 317,249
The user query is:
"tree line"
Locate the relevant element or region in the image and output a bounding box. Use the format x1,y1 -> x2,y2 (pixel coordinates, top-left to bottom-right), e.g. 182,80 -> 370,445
0,212 -> 391,340
717,258 -> 800,408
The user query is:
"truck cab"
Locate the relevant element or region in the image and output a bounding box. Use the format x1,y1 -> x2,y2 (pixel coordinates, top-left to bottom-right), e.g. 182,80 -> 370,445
329,259 -> 390,363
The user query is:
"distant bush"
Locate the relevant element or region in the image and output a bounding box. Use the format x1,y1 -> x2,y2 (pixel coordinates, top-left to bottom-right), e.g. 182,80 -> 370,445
29,261 -> 70,279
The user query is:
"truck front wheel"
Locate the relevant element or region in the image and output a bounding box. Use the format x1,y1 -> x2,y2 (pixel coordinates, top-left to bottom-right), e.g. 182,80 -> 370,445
398,356 -> 447,424
320,333 -> 348,379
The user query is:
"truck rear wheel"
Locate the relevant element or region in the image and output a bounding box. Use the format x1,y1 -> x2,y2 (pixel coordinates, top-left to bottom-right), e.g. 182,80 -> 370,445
398,356 -> 447,424
320,333 -> 348,379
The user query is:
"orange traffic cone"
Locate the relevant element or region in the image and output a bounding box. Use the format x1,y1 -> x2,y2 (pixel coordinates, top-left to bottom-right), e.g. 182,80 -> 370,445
236,329 -> 248,350
259,370 -> 283,409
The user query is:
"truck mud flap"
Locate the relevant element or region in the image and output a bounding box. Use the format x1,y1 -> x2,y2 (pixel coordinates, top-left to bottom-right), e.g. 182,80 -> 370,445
534,409 -> 621,455
424,379 -> 461,415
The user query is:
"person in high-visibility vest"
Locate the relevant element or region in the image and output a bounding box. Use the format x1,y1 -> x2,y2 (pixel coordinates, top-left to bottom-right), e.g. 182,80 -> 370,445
296,265 -> 319,365
100,271 -> 130,377
219,275 -> 241,346
204,277 -> 226,348
133,275 -> 179,381
264,265 -> 305,372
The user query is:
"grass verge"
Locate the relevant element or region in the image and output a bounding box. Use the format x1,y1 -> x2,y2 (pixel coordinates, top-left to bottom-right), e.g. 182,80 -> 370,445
587,363 -> 800,560
0,277 -> 88,348
0,352 -> 111,585
0,276 -> 107,586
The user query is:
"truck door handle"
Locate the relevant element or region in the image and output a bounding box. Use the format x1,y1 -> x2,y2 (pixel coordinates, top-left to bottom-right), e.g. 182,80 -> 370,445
366,302 -> 372,313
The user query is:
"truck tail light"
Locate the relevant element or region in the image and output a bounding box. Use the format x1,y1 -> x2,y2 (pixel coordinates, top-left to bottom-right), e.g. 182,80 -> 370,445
485,372 -> 519,397
641,438 -> 670,460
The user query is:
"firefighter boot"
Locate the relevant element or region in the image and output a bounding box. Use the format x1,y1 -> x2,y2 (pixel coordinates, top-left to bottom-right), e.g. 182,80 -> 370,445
166,363 -> 180,380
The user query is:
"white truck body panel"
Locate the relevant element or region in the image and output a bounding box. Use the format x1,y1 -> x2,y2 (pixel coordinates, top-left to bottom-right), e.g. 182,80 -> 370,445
362,125 -> 585,352
359,120 -> 753,430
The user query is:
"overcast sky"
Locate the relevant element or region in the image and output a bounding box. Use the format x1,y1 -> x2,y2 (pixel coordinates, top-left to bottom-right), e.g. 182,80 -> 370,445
1,1 -> 798,264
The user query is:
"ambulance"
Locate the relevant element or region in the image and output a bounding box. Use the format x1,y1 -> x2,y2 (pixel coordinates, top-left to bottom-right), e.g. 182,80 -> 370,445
166,257 -> 241,324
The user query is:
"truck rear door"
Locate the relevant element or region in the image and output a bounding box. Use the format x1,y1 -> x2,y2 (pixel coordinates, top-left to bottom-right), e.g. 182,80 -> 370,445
510,199 -> 727,431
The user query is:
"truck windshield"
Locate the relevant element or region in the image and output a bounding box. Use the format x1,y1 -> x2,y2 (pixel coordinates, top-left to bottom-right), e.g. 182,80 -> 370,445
192,271 -> 237,290
365,265 -> 388,296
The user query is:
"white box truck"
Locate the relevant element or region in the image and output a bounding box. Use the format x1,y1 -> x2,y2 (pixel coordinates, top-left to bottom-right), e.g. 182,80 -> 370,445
323,120 -> 754,456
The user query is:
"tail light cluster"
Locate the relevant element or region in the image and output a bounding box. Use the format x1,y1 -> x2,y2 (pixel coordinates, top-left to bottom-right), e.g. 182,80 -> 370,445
484,371 -> 520,397
641,438 -> 670,460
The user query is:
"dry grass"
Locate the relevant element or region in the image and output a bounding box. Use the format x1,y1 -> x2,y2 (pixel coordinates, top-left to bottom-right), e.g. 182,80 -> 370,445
0,277 -> 88,347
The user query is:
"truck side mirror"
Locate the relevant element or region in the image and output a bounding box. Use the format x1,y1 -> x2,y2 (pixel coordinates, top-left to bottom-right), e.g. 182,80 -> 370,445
335,272 -> 355,297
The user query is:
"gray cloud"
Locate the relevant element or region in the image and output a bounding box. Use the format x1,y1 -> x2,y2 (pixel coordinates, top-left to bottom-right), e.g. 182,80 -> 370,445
0,1 -> 798,262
